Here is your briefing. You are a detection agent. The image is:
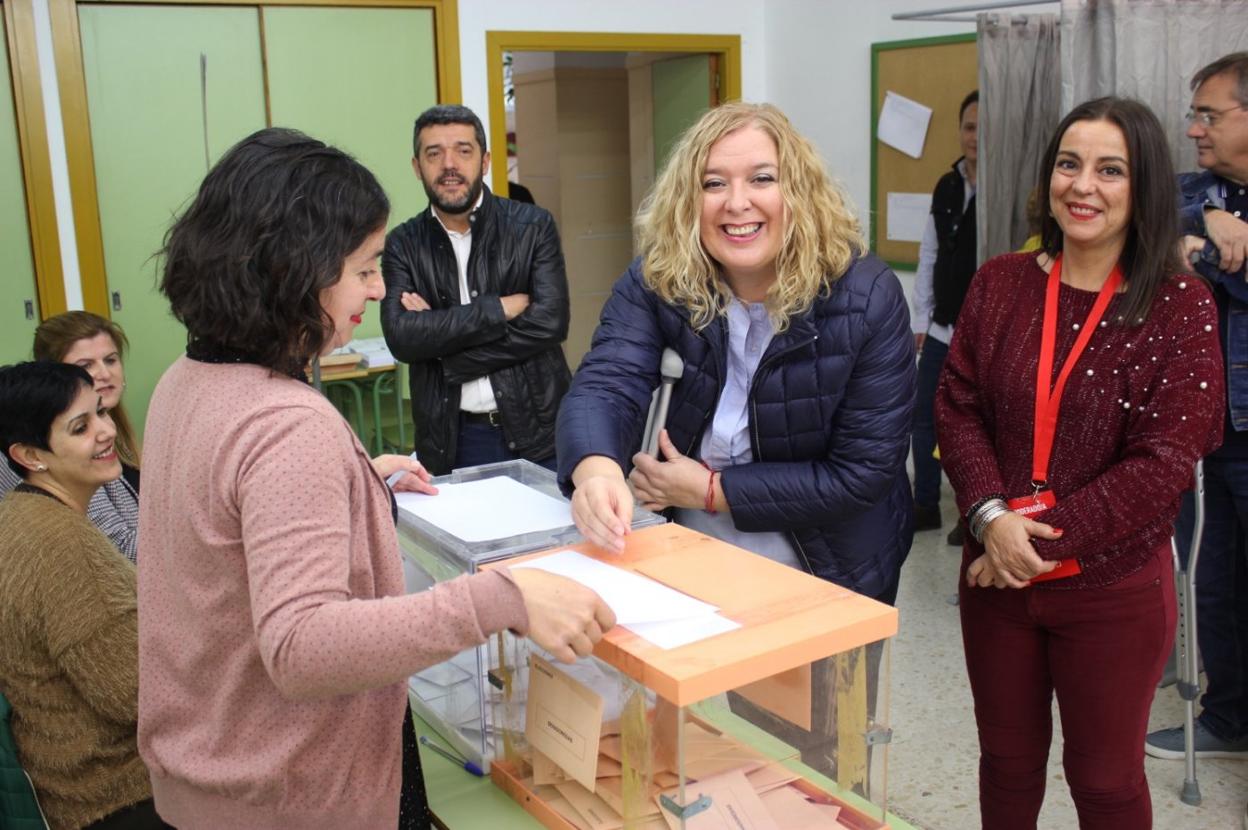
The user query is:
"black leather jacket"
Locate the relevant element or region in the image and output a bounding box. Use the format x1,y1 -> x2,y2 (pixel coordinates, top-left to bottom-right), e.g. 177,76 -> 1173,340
381,187 -> 571,474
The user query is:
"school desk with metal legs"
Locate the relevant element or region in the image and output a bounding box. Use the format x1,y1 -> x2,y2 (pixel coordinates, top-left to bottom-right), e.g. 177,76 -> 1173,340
321,364 -> 407,455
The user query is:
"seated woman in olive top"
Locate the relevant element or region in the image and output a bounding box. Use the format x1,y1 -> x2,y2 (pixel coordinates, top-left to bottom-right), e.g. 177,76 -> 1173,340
0,361 -> 166,830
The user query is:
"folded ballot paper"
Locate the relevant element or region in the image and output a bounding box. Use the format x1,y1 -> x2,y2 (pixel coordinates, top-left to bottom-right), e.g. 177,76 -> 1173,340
347,336 -> 396,369
509,550 -> 740,650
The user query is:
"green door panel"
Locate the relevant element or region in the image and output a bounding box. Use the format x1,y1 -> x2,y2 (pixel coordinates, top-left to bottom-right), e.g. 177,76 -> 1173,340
0,11 -> 40,366
263,5 -> 438,342
652,54 -> 712,176
79,4 -> 266,437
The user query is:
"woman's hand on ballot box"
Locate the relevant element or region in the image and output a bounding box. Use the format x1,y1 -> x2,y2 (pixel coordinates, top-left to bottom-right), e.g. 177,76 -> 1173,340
509,569 -> 617,663
370,454 -> 438,494
570,455 -> 635,554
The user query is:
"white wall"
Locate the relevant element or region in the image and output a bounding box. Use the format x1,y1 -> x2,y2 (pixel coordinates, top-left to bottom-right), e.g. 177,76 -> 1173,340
457,0 -> 768,148
764,0 -> 1053,300
764,1 -> 980,239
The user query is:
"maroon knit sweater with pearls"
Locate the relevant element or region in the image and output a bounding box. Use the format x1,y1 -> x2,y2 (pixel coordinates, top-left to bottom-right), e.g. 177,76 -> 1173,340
935,253 -> 1225,589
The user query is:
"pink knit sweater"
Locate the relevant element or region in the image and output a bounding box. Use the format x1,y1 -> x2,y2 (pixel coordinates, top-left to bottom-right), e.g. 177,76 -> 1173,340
137,357 -> 528,829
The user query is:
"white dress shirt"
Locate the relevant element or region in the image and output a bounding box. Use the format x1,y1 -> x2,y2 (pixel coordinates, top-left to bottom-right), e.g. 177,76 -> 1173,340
433,192 -> 497,413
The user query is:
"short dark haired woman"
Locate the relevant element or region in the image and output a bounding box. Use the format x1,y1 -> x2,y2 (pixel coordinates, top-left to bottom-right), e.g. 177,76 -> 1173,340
139,127 -> 612,830
0,312 -> 141,561
936,97 -> 1225,827
0,361 -> 167,829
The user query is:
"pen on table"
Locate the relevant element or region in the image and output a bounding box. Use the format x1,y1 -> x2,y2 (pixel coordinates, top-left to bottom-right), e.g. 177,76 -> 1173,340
386,451 -> 421,488
418,735 -> 484,777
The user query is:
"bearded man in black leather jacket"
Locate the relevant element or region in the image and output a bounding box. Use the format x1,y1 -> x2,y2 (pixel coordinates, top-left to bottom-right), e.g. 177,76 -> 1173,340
381,105 -> 571,475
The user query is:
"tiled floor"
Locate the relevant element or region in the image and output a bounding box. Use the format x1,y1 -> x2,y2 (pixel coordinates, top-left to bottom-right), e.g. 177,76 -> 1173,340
886,484 -> 1248,829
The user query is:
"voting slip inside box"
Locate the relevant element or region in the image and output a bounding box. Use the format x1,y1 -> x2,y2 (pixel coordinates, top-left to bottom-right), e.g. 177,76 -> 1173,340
482,523 -> 899,830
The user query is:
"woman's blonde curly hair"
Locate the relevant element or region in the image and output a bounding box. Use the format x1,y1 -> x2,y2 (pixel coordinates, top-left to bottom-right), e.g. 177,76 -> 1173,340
635,102 -> 863,331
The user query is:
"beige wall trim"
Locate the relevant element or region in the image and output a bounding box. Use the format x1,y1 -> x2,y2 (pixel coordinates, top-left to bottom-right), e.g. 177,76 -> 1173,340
47,0 -> 459,319
5,0 -> 66,317
484,31 -> 742,197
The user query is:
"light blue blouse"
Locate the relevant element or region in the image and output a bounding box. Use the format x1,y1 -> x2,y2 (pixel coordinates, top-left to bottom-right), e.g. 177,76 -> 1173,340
673,299 -> 801,569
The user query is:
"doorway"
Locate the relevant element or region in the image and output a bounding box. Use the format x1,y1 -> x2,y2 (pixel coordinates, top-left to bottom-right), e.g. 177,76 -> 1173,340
486,32 -> 741,369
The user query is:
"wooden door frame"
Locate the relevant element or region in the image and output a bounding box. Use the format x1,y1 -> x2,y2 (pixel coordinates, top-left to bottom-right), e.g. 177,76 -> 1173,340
4,0 -> 67,317
48,0 -> 460,317
484,31 -> 742,197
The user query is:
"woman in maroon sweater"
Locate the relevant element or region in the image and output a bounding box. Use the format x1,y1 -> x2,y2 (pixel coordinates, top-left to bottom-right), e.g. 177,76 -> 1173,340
936,97 -> 1225,829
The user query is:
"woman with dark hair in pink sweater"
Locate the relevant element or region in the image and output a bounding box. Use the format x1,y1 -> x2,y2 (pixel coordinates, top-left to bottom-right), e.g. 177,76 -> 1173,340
137,128 -> 614,830
936,97 -> 1225,828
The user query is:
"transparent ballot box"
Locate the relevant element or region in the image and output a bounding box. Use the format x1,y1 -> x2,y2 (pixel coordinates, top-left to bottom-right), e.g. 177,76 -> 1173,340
484,523 -> 898,830
396,459 -> 664,770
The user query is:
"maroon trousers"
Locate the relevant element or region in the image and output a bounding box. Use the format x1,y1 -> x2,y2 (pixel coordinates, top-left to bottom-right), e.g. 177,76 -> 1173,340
959,544 -> 1175,829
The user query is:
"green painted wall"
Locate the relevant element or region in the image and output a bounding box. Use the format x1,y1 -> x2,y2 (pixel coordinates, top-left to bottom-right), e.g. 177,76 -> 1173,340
264,6 -> 437,343
80,5 -> 438,437
651,54 -> 711,177
79,5 -> 267,437
0,9 -> 40,366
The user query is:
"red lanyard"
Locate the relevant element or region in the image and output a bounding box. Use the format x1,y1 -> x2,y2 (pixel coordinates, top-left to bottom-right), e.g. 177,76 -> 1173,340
1032,255 -> 1123,488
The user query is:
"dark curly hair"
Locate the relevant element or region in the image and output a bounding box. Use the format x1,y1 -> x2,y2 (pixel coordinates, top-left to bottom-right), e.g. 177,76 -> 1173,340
160,127 -> 389,374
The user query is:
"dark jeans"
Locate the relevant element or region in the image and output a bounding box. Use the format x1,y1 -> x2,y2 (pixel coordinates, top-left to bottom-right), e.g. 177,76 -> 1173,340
960,543 -> 1174,830
453,415 -> 556,472
84,799 -> 173,830
912,336 -> 948,509
1176,456 -> 1248,741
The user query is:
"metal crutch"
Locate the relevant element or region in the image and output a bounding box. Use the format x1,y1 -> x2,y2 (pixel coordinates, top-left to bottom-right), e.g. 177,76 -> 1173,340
640,348 -> 685,456
1172,458 -> 1206,806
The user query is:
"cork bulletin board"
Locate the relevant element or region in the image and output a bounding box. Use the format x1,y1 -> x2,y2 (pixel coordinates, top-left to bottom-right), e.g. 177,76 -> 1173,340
870,34 -> 978,271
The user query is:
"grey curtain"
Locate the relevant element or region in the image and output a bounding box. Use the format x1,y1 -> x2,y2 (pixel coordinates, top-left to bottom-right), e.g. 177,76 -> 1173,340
1061,0 -> 1248,175
977,13 -> 1062,263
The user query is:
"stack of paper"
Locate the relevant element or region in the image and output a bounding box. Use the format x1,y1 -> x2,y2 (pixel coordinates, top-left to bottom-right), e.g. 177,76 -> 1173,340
318,348 -> 362,369
509,551 -> 741,650
347,336 -> 397,369
394,477 -> 574,542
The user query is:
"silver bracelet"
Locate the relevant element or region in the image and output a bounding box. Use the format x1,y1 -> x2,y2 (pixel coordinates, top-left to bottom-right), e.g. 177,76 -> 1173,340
969,499 -> 1010,543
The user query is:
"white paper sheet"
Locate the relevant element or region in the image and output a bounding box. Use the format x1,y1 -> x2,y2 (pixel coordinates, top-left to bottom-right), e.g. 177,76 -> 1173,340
395,477 -> 573,542
877,91 -> 932,159
624,613 -> 741,650
886,192 -> 932,242
509,550 -> 720,625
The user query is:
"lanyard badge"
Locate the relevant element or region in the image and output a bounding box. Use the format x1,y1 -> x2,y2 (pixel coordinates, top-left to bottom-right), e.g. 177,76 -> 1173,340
1018,254 -> 1122,583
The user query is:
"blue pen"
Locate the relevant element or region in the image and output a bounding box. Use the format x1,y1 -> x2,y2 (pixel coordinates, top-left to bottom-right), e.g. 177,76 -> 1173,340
386,451 -> 421,488
418,735 -> 484,777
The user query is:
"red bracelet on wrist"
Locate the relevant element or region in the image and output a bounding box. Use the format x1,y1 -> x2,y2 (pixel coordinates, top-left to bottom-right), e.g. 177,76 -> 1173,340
701,461 -> 718,515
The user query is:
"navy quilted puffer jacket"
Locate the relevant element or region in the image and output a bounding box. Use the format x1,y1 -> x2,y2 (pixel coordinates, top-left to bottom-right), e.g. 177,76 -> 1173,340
557,255 -> 916,600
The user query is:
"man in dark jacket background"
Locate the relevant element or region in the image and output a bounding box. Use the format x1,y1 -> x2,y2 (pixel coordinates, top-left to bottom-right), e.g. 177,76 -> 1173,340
910,90 -> 978,545
381,105 -> 571,475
